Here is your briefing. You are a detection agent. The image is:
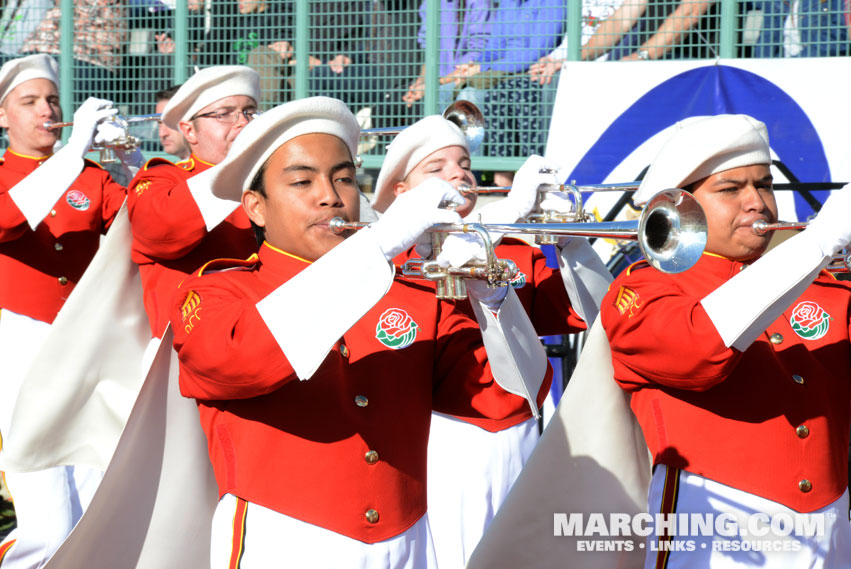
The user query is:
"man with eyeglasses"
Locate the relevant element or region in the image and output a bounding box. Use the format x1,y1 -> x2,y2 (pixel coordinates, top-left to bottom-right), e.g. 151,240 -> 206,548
127,65 -> 261,340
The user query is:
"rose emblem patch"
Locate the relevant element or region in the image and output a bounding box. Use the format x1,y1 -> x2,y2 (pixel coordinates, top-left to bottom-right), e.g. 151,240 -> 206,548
509,271 -> 527,289
375,308 -> 419,350
65,189 -> 90,211
789,301 -> 831,341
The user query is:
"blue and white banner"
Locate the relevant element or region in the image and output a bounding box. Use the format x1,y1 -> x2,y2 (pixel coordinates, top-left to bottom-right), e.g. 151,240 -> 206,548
545,58 -> 851,228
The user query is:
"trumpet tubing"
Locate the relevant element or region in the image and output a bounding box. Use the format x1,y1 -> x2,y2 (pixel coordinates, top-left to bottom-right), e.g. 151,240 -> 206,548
751,220 -> 851,274
331,189 -> 707,276
43,113 -> 160,164
43,114 -> 161,130
328,219 -> 517,300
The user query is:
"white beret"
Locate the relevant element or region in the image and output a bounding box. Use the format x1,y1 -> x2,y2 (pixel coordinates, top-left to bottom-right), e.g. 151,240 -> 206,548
0,54 -> 58,104
633,114 -> 771,206
203,96 -> 360,202
371,115 -> 468,213
160,65 -> 260,129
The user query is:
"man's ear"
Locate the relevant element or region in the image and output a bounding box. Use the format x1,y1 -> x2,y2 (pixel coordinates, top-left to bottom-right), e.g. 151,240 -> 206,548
392,180 -> 409,198
178,120 -> 197,145
0,106 -> 9,129
242,190 -> 266,228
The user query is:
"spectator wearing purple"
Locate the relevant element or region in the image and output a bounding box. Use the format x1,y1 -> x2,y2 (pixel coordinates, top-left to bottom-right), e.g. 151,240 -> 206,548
452,0 -> 565,159
402,0 -> 492,111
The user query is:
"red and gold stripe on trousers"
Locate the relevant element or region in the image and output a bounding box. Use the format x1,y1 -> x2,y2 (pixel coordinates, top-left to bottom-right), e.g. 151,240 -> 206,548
0,540 -> 16,565
228,498 -> 248,569
654,466 -> 681,569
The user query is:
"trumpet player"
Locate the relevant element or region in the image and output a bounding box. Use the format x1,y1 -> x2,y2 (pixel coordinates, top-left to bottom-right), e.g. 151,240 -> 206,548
126,65 -> 261,340
601,114 -> 851,568
0,54 -> 128,569
370,115 -> 613,569
168,96 -> 552,568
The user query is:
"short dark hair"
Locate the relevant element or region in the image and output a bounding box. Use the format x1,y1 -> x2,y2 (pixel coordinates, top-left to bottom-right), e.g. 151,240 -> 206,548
248,161 -> 269,246
155,84 -> 182,103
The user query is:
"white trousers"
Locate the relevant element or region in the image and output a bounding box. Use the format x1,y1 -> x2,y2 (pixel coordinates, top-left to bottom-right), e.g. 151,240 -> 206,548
0,310 -> 103,569
211,494 -> 437,569
426,413 -> 539,569
645,466 -> 851,569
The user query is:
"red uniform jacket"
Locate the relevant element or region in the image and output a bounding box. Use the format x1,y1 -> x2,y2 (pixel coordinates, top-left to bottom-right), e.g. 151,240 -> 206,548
0,149 -> 126,324
127,155 -> 256,337
395,237 -> 582,430
601,253 -> 851,512
171,243 -> 551,543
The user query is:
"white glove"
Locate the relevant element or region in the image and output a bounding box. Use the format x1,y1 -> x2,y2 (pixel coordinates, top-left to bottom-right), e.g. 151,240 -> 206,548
465,278 -> 508,311
435,232 -> 487,267
368,177 -> 463,261
539,190 -> 575,215
468,154 -> 560,228
505,154 -> 560,218
67,97 -> 118,156
801,183 -> 851,257
92,119 -> 125,145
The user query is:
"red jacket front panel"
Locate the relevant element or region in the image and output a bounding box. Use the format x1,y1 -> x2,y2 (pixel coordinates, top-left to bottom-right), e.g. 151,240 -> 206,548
171,243 -> 550,543
601,253 -> 851,512
0,149 -> 126,323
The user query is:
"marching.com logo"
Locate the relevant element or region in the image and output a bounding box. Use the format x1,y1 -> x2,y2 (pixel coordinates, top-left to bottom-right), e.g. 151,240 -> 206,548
553,512 -> 827,553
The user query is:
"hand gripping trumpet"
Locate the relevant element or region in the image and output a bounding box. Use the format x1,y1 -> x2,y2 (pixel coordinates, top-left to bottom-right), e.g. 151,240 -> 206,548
752,220 -> 851,273
329,219 -> 518,300
45,113 -> 161,164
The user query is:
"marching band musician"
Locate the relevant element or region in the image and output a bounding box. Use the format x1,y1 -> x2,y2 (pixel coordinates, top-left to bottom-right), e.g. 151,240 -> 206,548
168,96 -> 553,568
0,54 -> 128,568
370,115 -> 613,569
127,65 -> 260,340
600,114 -> 851,567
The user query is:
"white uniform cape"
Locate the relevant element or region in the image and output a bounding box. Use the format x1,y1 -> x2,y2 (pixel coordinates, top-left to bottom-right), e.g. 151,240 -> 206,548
0,203 -> 150,472
43,327 -> 218,569
466,319 -> 651,569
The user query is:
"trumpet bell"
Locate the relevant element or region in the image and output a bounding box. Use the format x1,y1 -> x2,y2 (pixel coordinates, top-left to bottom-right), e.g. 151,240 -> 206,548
442,99 -> 484,153
639,189 -> 707,274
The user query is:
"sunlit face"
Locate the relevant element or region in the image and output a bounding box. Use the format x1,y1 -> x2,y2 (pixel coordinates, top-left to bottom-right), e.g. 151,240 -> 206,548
0,78 -> 61,157
242,133 -> 360,261
690,164 -> 777,261
392,145 -> 476,217
179,95 -> 257,164
155,98 -> 190,159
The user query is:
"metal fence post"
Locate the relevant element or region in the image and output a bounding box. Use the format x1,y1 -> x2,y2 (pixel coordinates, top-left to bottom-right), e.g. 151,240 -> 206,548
719,0 -> 737,58
423,0 -> 440,116
59,0 -> 73,142
174,0 -> 189,83
566,0 -> 582,61
294,0 -> 309,99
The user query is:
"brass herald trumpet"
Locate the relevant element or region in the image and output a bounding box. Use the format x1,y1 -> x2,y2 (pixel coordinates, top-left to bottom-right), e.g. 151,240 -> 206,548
45,114 -> 161,164
360,100 -> 485,153
458,181 -> 642,244
329,219 -> 518,300
477,189 -> 707,274
331,189 -> 707,297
